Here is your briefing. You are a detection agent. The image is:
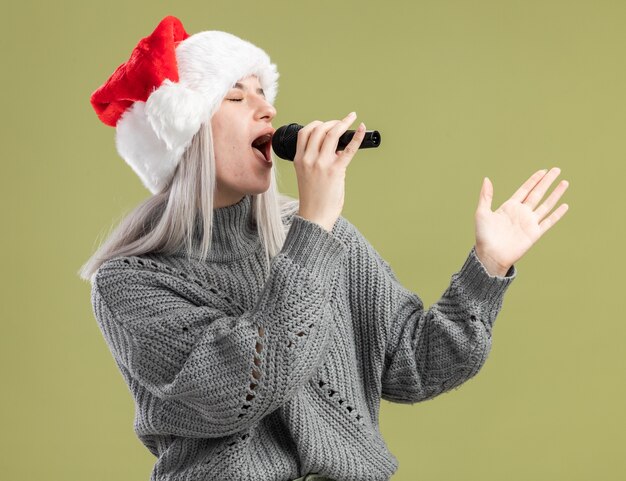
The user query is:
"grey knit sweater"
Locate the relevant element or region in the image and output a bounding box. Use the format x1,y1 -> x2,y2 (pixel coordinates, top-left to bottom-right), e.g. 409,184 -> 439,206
91,194 -> 516,481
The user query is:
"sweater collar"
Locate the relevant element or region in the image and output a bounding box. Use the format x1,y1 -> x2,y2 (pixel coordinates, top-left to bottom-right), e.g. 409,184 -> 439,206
177,194 -> 260,262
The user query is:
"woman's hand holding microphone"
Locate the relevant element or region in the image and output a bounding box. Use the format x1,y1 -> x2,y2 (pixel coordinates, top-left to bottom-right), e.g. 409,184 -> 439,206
294,112 -> 366,232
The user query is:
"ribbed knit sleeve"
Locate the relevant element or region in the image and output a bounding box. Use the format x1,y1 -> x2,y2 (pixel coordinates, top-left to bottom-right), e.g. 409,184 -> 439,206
91,214 -> 347,438
345,225 -> 516,404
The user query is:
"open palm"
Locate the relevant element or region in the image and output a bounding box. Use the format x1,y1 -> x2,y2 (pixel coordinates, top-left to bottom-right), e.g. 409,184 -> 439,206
474,167 -> 570,272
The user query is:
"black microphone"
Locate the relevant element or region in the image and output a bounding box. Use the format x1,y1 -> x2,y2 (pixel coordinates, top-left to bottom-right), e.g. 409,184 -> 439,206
271,123 -> 381,161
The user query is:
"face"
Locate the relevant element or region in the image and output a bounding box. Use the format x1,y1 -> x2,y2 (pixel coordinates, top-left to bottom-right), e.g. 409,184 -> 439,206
210,74 -> 277,208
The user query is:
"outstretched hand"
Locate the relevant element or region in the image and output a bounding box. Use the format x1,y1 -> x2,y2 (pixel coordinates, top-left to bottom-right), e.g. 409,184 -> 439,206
474,167 -> 570,276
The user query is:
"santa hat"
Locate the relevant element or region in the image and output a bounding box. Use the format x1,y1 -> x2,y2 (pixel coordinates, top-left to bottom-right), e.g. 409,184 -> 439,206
90,15 -> 279,194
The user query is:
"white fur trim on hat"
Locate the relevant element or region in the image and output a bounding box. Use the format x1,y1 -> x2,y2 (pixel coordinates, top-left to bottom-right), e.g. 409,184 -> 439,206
115,30 -> 279,194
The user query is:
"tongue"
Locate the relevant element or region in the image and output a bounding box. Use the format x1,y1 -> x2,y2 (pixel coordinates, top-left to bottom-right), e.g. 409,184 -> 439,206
252,146 -> 267,162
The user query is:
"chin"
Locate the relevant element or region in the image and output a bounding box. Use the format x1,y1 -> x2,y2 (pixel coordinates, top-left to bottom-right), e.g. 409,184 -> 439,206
251,179 -> 272,195
249,186 -> 271,196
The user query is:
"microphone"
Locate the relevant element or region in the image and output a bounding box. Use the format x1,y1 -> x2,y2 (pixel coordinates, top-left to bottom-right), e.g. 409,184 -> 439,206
271,123 -> 382,161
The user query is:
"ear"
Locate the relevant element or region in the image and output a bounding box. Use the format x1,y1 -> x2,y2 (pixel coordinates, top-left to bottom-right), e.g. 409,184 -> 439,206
144,79 -> 211,151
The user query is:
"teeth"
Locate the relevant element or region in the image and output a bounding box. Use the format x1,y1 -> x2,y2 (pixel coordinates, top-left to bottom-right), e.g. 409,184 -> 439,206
253,133 -> 271,147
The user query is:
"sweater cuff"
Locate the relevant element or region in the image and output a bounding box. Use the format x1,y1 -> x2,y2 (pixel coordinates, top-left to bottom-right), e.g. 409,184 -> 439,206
451,245 -> 517,317
281,215 -> 347,284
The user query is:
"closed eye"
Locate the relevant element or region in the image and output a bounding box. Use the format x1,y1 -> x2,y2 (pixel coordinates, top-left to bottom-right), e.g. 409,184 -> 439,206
228,98 -> 243,102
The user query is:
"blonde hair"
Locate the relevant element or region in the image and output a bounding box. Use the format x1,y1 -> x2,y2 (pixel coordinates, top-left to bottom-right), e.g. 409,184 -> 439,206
77,120 -> 299,283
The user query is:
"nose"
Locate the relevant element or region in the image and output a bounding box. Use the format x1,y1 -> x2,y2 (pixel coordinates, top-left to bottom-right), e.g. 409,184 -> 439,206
255,97 -> 277,122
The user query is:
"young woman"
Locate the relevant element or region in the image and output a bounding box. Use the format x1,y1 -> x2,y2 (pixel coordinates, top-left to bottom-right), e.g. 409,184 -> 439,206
80,16 -> 569,481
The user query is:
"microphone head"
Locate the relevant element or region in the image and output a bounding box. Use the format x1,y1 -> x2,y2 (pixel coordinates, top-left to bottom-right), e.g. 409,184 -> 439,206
271,123 -> 302,161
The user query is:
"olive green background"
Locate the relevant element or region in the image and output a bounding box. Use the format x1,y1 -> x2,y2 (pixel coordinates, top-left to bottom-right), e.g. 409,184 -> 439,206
3,0 -> 624,480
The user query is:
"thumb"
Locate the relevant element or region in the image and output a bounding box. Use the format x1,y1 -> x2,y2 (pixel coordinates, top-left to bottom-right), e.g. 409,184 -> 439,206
478,176 -> 493,212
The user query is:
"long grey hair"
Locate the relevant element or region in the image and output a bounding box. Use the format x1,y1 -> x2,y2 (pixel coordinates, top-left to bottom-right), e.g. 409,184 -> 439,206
77,120 -> 299,283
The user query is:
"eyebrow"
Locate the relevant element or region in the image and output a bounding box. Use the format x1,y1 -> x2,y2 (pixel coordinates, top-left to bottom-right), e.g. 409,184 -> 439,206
232,82 -> 266,97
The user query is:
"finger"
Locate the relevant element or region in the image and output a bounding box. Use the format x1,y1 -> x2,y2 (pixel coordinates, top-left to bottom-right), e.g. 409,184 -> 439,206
539,203 -> 569,236
320,112 -> 358,159
510,169 -> 549,203
522,167 -> 562,209
336,122 -> 367,168
294,120 -> 323,163
477,177 -> 493,213
534,179 -> 570,221
305,119 -> 342,160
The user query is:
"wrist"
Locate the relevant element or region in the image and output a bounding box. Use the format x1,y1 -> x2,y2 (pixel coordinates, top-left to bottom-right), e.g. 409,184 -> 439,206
474,245 -> 511,277
296,211 -> 334,232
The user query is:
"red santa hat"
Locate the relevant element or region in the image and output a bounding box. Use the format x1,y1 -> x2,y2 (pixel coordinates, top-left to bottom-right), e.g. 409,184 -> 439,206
90,15 -> 279,194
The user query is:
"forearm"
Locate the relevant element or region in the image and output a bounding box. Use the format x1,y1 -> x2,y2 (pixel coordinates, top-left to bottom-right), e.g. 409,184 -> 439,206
380,246 -> 517,403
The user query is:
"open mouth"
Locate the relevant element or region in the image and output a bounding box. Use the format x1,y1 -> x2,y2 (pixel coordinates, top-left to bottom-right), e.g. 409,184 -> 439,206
251,133 -> 273,163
